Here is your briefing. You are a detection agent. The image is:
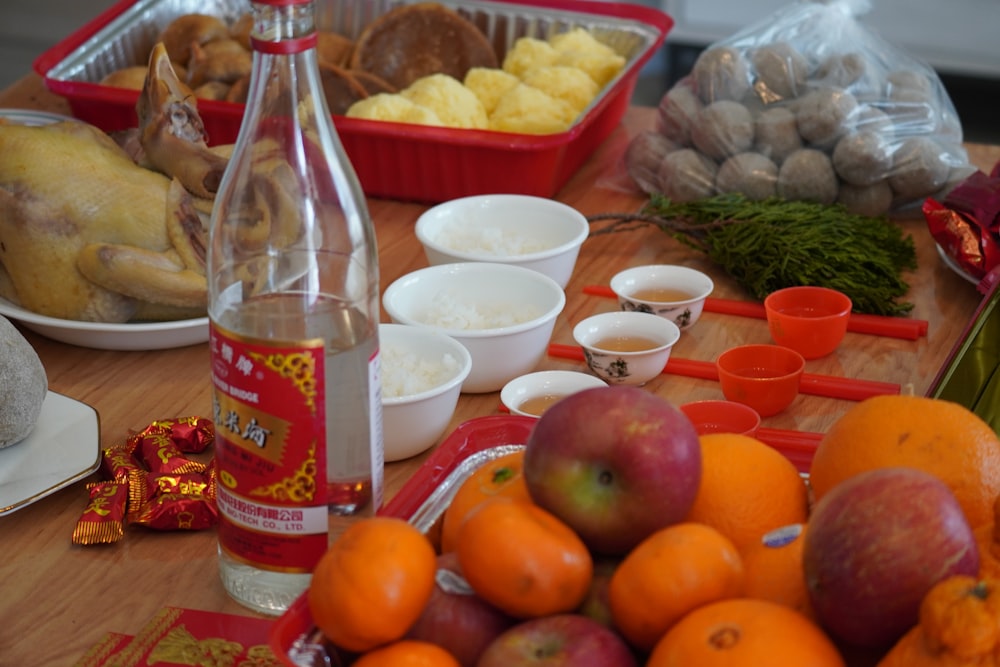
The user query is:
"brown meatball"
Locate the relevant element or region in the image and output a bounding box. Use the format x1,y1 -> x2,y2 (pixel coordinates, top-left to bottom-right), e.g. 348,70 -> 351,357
691,100 -> 755,161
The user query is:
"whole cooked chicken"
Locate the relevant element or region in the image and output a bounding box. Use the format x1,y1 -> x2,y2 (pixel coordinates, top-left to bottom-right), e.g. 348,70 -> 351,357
0,43 -> 225,323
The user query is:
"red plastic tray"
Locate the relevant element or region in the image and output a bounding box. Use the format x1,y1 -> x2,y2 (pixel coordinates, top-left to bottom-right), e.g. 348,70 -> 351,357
33,0 -> 673,204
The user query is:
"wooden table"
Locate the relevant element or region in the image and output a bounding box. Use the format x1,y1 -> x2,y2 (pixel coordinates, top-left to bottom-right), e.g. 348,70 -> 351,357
0,72 -> 997,664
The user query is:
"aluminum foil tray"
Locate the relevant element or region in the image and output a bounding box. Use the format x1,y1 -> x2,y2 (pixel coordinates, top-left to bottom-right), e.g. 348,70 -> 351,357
35,0 -> 672,203
928,275 -> 1000,433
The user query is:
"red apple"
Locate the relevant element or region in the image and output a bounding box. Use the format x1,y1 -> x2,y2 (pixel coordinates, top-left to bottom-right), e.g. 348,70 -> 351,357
477,614 -> 637,667
803,466 -> 980,648
523,385 -> 701,555
405,552 -> 516,667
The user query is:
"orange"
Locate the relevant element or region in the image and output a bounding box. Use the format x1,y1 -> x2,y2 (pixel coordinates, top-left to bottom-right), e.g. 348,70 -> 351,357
308,517 -> 437,653
647,598 -> 846,667
741,523 -> 814,620
685,433 -> 809,553
455,497 -> 592,618
975,494 -> 1000,579
351,640 -> 461,667
809,395 -> 1000,529
608,522 -> 744,653
440,449 -> 531,553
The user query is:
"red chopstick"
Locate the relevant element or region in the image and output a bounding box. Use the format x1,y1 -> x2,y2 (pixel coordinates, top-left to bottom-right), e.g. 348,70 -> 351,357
755,427 -> 823,473
547,343 -> 900,402
582,285 -> 928,340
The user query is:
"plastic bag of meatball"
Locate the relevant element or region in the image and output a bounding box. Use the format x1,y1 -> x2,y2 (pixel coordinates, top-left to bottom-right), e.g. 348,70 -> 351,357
625,0 -> 974,216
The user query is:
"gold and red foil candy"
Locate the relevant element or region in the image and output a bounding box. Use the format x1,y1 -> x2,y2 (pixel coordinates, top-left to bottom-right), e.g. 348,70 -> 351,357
72,481 -> 129,545
132,425 -> 208,475
142,416 -> 215,454
75,417 -> 218,544
127,470 -> 218,530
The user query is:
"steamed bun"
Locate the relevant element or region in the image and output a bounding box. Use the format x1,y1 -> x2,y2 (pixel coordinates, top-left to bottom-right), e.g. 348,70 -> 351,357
464,67 -> 521,115
502,37 -> 559,78
521,65 -> 600,113
490,83 -> 577,134
549,27 -> 626,87
346,93 -> 445,125
400,74 -> 489,129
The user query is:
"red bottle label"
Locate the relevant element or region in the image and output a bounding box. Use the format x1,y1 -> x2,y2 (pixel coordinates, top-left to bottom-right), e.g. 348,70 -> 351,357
210,323 -> 329,573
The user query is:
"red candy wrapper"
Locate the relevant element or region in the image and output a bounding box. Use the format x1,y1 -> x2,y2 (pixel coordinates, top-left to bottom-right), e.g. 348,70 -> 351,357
924,160 -> 1000,280
72,481 -> 129,545
76,416 -> 218,545
127,470 -> 218,530
132,425 -> 208,476
142,416 -> 215,454
101,444 -> 142,483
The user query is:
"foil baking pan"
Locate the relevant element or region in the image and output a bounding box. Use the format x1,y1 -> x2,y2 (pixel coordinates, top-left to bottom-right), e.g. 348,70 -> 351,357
35,0 -> 672,203
928,275 -> 1000,433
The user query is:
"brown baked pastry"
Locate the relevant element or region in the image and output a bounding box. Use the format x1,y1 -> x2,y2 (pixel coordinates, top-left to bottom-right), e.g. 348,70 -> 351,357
158,13 -> 230,65
225,75 -> 250,104
230,12 -> 253,51
100,66 -> 153,91
318,63 -> 371,115
186,39 -> 253,87
193,80 -> 232,101
349,70 -> 397,96
317,31 -> 355,68
349,2 -> 497,91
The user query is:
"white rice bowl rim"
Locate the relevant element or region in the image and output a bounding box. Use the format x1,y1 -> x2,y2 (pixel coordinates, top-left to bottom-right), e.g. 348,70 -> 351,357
383,262 -> 567,339
379,323 -> 473,405
415,195 -> 590,263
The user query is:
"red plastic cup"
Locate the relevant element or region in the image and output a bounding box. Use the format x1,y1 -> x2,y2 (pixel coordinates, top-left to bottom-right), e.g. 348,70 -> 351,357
715,344 -> 806,417
679,400 -> 762,436
764,286 -> 853,360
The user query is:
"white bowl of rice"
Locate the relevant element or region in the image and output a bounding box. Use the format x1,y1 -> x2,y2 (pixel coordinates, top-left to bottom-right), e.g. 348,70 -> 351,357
382,262 -> 566,393
379,323 -> 472,461
414,194 -> 590,288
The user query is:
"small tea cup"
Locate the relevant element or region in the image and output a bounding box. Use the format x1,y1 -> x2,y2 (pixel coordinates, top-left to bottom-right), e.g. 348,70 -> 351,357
715,344 -> 805,417
572,311 -> 681,386
764,286 -> 852,359
500,370 -> 608,418
610,264 -> 714,331
679,400 -> 762,436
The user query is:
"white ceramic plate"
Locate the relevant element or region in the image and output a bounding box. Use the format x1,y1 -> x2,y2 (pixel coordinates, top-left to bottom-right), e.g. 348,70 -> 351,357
936,243 -> 980,286
1,108 -> 209,350
0,298 -> 209,351
0,392 -> 100,516
0,108 -> 77,125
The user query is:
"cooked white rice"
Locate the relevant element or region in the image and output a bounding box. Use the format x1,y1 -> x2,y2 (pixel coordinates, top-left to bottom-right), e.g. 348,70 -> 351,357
435,220 -> 555,256
417,292 -> 542,330
381,341 -> 462,398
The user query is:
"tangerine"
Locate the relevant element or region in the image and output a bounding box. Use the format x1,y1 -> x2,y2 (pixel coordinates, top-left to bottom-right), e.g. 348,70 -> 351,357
647,598 -> 846,667
809,395 -> 1000,529
741,523 -> 814,619
351,640 -> 461,667
456,497 -> 592,618
440,449 -> 530,553
308,517 -> 436,653
608,522 -> 744,653
685,433 -> 809,553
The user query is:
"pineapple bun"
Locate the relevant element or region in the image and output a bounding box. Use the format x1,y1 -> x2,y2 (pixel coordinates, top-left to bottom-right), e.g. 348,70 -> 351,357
1,316 -> 47,449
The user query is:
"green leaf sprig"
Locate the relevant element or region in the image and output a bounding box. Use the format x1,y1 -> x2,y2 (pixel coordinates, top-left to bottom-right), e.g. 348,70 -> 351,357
588,194 -> 917,317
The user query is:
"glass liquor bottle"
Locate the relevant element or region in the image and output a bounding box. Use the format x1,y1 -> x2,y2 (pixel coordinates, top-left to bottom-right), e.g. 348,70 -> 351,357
207,0 -> 384,615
